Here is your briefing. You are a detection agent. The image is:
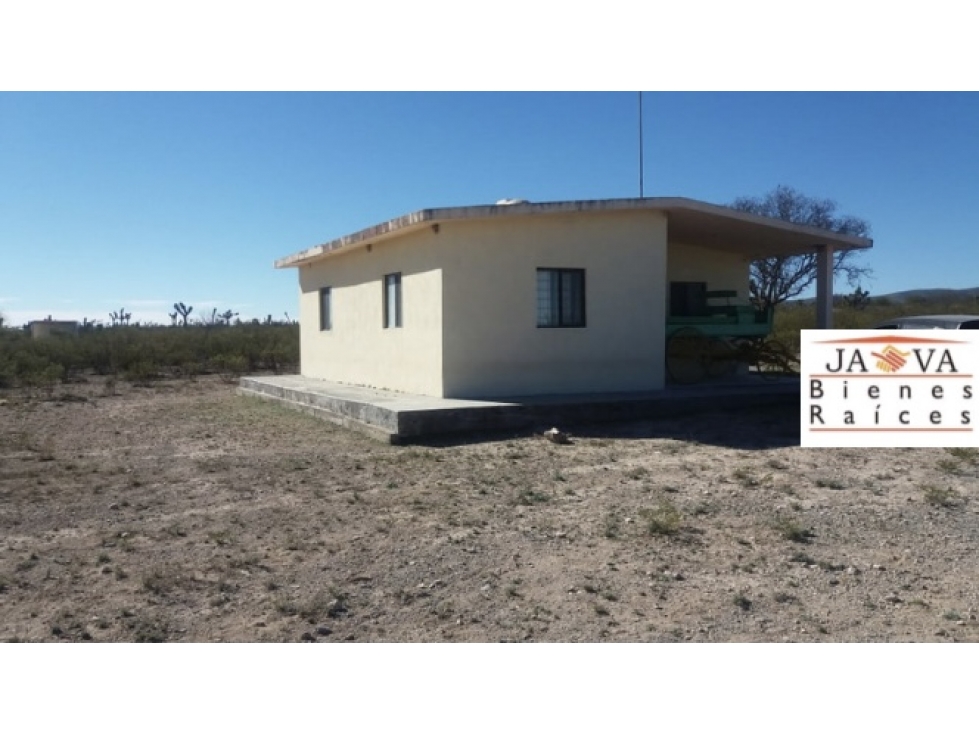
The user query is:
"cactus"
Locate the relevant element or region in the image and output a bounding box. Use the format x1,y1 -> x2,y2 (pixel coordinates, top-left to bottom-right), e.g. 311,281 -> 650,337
844,286 -> 871,310
173,302 -> 193,327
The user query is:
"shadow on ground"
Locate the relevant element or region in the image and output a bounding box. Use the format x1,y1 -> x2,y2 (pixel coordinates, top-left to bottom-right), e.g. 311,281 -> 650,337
411,402 -> 801,451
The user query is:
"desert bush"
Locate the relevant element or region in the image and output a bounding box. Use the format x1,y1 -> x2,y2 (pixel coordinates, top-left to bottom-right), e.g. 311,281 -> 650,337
213,354 -> 249,381
123,359 -> 157,385
773,517 -> 815,543
0,360 -> 14,388
733,592 -> 752,611
640,500 -> 682,536
921,484 -> 961,508
0,322 -> 298,388
946,447 -> 979,465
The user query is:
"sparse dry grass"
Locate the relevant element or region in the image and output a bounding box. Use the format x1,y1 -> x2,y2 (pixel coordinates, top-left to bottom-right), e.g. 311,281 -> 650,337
921,484 -> 962,508
1,376 -> 977,642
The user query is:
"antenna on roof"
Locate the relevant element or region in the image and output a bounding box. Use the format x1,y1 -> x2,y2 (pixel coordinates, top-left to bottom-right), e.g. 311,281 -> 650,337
638,91 -> 645,199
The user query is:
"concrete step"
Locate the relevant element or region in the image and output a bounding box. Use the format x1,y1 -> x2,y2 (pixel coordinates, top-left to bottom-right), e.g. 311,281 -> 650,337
239,374 -> 800,445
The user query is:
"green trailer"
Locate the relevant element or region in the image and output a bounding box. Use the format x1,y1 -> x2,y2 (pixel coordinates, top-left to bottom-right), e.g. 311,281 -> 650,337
664,290 -> 785,384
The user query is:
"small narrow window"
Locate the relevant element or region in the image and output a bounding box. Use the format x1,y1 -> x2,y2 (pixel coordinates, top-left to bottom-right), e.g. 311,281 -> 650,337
537,268 -> 585,328
319,287 -> 332,331
384,273 -> 402,328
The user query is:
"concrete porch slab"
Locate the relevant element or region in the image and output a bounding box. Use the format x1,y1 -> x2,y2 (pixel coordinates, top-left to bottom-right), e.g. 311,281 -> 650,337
238,374 -> 800,444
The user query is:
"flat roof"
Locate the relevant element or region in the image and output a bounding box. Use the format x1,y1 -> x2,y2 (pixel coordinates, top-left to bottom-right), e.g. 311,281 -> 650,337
275,197 -> 874,269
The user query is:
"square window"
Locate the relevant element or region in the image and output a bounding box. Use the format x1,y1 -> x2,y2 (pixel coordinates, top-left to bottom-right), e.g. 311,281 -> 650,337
384,273 -> 402,328
537,268 -> 585,328
670,281 -> 708,318
319,287 -> 332,331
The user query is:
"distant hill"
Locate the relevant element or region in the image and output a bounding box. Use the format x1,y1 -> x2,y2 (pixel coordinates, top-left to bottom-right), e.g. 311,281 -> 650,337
871,286 -> 979,303
793,286 -> 979,306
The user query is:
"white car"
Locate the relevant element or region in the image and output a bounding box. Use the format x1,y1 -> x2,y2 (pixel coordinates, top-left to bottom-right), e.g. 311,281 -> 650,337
873,314 -> 979,330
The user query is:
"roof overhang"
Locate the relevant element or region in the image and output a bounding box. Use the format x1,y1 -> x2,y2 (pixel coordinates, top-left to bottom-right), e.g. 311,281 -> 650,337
275,197 -> 873,269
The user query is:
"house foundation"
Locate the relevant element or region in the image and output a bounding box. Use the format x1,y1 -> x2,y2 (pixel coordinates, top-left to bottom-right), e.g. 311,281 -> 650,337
239,374 -> 800,444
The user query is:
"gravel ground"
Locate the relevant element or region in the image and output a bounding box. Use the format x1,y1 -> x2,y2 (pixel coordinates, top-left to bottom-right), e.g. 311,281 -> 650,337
1,376 -> 977,642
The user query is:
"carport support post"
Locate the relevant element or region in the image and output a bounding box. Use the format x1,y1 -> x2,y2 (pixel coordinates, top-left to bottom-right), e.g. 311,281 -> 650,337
815,244 -> 834,329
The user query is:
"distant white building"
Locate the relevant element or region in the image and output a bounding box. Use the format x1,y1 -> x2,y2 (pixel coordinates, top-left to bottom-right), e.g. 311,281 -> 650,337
29,318 -> 80,339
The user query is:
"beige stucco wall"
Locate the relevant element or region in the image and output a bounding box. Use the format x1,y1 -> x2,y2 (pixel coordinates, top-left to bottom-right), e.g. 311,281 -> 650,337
439,211 -> 669,398
667,241 -> 751,302
297,227 -> 444,396
293,213 -> 751,399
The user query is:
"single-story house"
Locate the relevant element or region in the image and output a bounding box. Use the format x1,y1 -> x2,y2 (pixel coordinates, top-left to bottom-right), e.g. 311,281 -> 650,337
275,197 -> 872,399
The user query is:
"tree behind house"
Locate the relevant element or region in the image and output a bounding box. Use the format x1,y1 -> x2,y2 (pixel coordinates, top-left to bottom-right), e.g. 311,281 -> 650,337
730,185 -> 872,312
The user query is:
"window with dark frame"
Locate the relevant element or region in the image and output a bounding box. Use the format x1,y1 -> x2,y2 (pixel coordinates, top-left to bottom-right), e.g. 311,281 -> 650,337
669,281 -> 708,318
536,268 -> 585,328
383,273 -> 402,328
319,287 -> 332,331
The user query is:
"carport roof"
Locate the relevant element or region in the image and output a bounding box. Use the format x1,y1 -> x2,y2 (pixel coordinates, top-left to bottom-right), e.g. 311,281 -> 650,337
275,197 -> 873,268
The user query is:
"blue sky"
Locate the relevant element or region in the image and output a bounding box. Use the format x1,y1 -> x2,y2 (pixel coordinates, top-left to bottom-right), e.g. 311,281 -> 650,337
2,91 -> 978,325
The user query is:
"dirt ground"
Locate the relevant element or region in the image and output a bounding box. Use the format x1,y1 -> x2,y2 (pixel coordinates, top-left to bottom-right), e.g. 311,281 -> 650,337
1,376 -> 977,642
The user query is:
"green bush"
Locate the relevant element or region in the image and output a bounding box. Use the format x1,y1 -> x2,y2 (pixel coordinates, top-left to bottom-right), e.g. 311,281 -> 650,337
212,353 -> 249,381
640,500 -> 682,536
0,323 -> 298,388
